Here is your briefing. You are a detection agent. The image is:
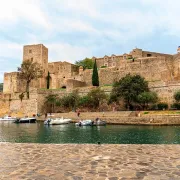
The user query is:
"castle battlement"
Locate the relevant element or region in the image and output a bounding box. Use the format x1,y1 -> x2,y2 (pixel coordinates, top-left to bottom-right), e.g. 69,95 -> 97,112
3,44 -> 180,95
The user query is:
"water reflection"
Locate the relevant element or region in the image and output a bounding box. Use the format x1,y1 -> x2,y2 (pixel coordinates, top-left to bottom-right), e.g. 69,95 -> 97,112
0,122 -> 180,144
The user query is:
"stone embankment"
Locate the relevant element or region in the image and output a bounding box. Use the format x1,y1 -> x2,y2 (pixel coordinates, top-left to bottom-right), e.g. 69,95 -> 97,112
38,111 -> 180,125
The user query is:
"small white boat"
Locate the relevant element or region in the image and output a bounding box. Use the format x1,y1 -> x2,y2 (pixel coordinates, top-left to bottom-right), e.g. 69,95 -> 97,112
75,120 -> 93,126
94,120 -> 106,126
0,115 -> 17,121
14,117 -> 36,123
44,117 -> 71,125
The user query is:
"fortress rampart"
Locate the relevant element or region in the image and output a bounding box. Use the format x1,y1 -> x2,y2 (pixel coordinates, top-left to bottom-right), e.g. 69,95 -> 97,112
1,44 -> 180,115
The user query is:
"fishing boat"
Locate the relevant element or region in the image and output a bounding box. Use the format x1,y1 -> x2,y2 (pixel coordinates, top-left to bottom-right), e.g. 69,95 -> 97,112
0,115 -> 17,121
44,117 -> 71,125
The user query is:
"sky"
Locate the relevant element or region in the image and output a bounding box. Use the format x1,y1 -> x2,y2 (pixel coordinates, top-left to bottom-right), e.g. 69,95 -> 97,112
0,0 -> 180,82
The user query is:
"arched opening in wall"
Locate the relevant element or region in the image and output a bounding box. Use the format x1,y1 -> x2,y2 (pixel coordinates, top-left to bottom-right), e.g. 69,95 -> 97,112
61,86 -> 66,89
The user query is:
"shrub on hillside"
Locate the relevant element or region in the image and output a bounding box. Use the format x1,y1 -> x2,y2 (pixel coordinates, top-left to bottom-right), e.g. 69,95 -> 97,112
174,91 -> 180,102
87,88 -> 107,108
100,65 -> 107,68
171,103 -> 180,110
61,91 -> 79,110
110,74 -> 149,110
78,96 -> 91,107
157,103 -> 168,110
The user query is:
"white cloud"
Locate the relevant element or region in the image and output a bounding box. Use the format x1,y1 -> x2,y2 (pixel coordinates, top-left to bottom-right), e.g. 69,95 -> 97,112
140,0 -> 180,36
48,43 -> 92,63
53,0 -> 99,18
1,0 -> 180,82
0,0 -> 50,29
0,42 -> 22,59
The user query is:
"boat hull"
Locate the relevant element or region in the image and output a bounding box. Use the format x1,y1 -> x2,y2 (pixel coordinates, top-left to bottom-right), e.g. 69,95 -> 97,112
75,120 -> 93,126
15,118 -> 36,123
0,116 -> 17,122
0,119 -> 17,121
44,118 -> 71,125
94,121 -> 107,126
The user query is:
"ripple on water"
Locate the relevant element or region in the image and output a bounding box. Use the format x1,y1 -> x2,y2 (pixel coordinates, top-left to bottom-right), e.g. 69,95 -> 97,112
0,122 -> 180,144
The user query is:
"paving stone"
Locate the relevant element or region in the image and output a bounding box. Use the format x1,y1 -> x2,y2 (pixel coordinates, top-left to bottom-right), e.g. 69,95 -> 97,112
0,143 -> 180,179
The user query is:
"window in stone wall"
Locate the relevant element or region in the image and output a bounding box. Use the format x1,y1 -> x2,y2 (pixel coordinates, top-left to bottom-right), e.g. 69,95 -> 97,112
104,63 -> 108,67
112,63 -> 116,67
147,54 -> 152,57
29,50 -> 32,53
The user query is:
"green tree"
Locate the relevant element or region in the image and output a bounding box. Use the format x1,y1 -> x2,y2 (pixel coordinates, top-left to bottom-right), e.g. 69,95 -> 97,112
75,58 -> 93,69
137,92 -> 158,110
61,91 -> 79,111
45,94 -> 58,113
19,59 -> 43,98
46,71 -> 51,89
0,83 -> 3,92
111,74 -> 149,110
174,91 -> 180,102
157,103 -> 168,110
92,59 -> 99,86
87,88 -> 107,108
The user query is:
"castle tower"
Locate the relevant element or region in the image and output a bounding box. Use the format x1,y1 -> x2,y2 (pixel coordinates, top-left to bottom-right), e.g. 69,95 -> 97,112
177,46 -> 180,54
23,44 -> 48,89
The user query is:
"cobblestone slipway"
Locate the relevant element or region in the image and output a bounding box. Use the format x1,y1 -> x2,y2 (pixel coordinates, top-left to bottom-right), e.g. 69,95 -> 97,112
0,143 -> 180,180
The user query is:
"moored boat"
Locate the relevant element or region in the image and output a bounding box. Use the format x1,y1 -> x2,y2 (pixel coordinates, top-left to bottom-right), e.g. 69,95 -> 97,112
75,120 -> 93,126
14,117 -> 36,123
94,120 -> 106,126
0,115 -> 17,121
44,117 -> 71,125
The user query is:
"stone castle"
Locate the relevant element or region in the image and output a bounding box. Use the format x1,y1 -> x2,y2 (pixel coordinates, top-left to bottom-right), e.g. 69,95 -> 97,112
1,44 -> 180,115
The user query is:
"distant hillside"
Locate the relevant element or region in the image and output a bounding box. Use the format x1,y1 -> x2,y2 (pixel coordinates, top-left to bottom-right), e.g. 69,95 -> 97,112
0,83 -> 3,92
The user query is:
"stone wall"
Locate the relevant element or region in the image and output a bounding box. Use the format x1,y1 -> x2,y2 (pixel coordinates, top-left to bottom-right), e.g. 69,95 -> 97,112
2,44 -> 180,113
48,62 -> 79,89
1,80 -> 180,116
0,99 -> 10,116
66,79 -> 86,91
3,72 -> 24,93
23,44 -> 48,89
78,56 -> 175,87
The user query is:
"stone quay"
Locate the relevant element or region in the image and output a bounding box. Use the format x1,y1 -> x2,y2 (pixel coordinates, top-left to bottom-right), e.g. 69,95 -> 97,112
0,143 -> 180,179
